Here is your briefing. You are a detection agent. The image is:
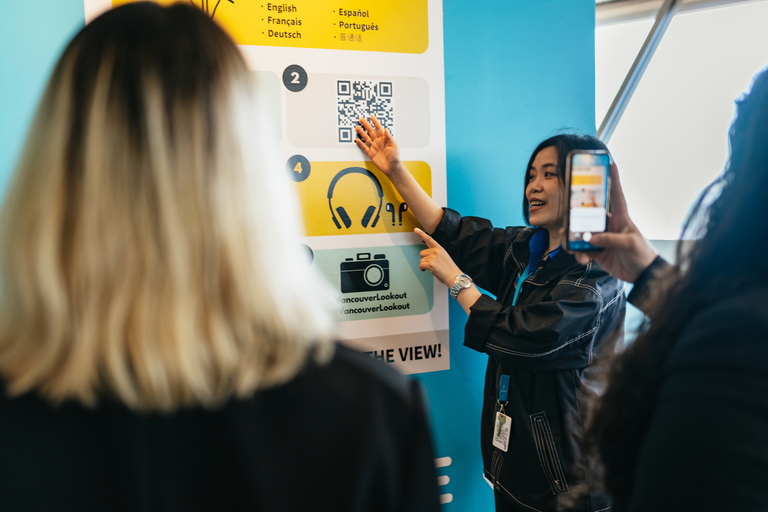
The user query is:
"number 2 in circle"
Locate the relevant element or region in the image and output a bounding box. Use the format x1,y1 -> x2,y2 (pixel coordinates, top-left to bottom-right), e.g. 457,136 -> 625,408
283,65 -> 308,92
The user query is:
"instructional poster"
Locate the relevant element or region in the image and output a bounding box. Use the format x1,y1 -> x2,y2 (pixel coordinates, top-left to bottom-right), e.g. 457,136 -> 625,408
83,0 -> 449,376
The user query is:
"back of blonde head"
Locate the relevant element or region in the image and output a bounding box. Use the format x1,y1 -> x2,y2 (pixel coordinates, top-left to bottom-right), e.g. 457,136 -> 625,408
0,2 -> 334,412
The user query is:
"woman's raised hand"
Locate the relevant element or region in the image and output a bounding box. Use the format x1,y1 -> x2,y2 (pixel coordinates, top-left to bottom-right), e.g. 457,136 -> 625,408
355,115 -> 401,177
355,115 -> 445,235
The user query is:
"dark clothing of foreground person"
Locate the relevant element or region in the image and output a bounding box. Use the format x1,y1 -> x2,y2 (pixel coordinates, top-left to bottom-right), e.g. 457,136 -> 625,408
614,258 -> 768,512
583,67 -> 768,511
0,345 -> 440,512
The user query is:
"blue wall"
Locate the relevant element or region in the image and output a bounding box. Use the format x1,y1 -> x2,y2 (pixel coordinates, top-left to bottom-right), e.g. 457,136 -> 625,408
0,1 -> 85,190
0,1 -> 596,510
444,0 -> 596,225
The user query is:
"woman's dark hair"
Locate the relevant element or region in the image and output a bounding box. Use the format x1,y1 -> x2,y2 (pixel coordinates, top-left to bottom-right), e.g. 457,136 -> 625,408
587,68 -> 768,509
64,1 -> 245,159
522,133 -> 609,225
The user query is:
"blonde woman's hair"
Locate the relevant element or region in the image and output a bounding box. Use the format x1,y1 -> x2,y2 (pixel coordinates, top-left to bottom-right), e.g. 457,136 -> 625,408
0,2 -> 334,412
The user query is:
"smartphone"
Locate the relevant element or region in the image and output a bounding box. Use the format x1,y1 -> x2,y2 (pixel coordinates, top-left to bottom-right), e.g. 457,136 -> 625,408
565,150 -> 611,251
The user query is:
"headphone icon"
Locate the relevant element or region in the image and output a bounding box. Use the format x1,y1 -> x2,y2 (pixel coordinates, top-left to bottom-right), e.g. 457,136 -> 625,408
327,167 -> 383,229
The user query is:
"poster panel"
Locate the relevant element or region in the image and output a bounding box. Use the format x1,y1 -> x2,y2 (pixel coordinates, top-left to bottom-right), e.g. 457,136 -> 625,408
84,0 -> 448,376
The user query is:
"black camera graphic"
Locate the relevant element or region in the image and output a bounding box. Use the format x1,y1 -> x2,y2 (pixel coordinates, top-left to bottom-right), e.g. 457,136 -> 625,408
340,253 -> 389,293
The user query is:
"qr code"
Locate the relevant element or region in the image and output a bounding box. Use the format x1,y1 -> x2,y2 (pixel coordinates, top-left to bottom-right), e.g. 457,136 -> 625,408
337,80 -> 394,143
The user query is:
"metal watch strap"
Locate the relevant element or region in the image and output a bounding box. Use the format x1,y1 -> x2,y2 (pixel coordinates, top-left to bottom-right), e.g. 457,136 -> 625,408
450,273 -> 472,299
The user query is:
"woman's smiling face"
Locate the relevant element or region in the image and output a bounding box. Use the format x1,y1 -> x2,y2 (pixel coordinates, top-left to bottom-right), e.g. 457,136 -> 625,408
525,145 -> 564,233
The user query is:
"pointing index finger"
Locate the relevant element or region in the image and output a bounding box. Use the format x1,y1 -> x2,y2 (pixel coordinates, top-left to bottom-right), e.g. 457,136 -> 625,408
414,227 -> 440,248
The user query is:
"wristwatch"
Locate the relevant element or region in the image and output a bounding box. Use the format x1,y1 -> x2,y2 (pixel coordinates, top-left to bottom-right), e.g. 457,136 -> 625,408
450,273 -> 473,299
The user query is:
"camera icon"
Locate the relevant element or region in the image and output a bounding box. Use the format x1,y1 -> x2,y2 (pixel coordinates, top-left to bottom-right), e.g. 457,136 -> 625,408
340,253 -> 390,293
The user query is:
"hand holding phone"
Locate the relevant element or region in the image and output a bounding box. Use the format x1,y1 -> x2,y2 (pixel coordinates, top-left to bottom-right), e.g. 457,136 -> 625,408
565,150 -> 611,251
570,162 -> 659,283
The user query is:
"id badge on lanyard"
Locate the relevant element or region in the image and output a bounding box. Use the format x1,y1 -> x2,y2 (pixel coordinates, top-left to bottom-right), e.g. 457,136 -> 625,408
493,374 -> 511,452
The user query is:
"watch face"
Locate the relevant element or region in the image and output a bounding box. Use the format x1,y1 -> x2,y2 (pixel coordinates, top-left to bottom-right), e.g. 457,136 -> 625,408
451,274 -> 472,299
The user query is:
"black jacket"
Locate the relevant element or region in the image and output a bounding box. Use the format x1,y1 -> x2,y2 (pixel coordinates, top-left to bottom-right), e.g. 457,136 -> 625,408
0,344 -> 441,512
432,209 -> 625,511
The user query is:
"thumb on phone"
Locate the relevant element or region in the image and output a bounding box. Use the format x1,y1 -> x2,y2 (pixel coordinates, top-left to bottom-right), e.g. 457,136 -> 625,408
583,232 -> 636,251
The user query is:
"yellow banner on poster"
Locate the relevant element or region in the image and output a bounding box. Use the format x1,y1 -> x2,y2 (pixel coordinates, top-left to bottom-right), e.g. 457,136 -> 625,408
288,159 -> 431,236
113,0 -> 428,54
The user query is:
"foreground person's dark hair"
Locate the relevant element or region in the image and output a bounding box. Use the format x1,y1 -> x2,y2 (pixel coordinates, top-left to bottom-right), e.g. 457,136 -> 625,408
586,68 -> 768,509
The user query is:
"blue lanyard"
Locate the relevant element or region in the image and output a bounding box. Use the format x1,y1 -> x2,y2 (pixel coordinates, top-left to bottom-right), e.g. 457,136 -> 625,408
498,375 -> 510,403
512,230 -> 559,306
512,266 -> 535,307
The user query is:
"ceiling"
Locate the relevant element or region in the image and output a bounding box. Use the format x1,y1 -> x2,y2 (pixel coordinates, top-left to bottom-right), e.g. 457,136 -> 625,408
596,0 -> 767,24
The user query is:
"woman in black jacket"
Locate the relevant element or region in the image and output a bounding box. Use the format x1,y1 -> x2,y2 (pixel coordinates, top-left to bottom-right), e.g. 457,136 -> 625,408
576,68 -> 768,511
357,118 -> 626,511
0,4 -> 441,511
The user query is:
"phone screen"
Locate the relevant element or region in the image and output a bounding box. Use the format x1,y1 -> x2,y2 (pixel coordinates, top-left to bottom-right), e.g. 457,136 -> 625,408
567,151 -> 610,251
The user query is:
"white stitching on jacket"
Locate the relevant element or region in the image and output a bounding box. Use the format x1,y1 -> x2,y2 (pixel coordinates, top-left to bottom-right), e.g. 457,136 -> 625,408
504,227 -> 535,272
530,411 -> 570,494
487,328 -> 598,358
488,278 -> 606,358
